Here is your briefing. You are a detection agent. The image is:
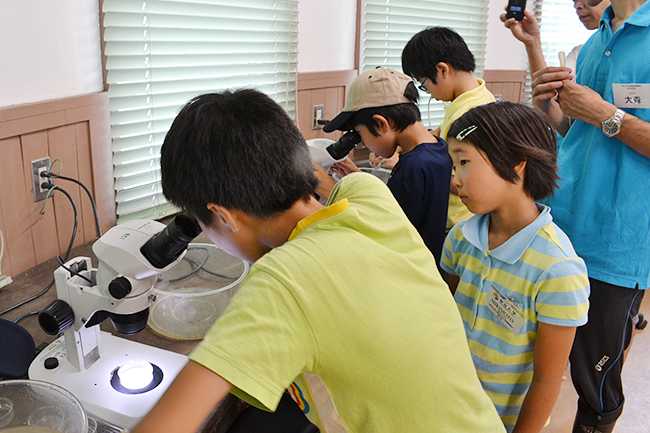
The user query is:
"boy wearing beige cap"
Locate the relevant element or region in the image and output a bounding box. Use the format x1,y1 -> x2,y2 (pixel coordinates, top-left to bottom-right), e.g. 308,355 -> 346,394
323,67 -> 451,265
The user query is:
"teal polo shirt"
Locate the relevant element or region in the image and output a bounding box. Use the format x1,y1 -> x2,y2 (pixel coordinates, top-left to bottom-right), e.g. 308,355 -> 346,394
543,2 -> 650,290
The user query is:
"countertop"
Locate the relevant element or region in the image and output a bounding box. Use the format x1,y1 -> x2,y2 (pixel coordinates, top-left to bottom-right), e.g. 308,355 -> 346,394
0,232 -> 247,433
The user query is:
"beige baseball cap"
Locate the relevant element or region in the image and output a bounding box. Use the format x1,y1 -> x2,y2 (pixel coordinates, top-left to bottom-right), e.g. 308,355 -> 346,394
323,67 -> 415,132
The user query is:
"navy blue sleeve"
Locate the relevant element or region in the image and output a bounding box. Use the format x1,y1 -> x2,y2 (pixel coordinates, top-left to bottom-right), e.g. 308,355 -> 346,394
385,141 -> 451,265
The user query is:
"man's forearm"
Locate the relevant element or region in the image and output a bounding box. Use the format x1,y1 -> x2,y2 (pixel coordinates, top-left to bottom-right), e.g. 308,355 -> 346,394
524,38 -> 547,77
561,91 -> 650,158
534,97 -> 569,136
616,114 -> 650,158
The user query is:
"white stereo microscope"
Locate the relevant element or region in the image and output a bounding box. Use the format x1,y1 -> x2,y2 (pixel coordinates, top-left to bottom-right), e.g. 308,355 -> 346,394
29,215 -> 201,429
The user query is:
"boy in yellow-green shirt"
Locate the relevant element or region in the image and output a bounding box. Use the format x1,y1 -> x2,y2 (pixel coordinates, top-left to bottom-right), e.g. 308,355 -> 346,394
130,89 -> 506,433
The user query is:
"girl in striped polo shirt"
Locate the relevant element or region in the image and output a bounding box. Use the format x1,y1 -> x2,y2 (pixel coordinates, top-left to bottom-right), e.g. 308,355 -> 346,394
441,101 -> 590,433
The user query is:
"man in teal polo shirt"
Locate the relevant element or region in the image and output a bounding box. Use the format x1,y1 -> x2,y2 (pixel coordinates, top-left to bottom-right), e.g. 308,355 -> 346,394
532,0 -> 650,431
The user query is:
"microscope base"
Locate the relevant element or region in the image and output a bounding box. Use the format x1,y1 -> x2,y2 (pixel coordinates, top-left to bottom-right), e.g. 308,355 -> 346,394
29,332 -> 188,429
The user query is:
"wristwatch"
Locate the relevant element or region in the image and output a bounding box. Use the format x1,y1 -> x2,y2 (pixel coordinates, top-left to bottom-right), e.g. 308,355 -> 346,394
601,108 -> 625,137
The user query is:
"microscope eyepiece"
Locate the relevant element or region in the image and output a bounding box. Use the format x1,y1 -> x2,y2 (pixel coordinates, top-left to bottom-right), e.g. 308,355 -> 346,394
325,130 -> 362,161
141,214 -> 201,269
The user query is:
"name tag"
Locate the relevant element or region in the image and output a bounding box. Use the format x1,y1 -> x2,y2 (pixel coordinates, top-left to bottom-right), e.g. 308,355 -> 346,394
612,83 -> 650,109
486,284 -> 526,336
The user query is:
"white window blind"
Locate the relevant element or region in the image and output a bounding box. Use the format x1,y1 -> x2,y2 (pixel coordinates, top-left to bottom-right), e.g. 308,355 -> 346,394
534,0 -> 595,69
361,0 -> 489,130
102,0 -> 298,223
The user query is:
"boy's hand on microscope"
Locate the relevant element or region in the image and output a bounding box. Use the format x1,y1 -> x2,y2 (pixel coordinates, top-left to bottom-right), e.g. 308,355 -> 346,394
312,161 -> 336,200
370,151 -> 399,170
330,157 -> 361,177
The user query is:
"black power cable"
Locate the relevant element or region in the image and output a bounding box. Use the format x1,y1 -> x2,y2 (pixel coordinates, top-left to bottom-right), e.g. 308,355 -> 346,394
51,186 -> 80,263
42,171 -> 102,237
56,255 -> 94,286
13,310 -> 39,324
0,280 -> 55,319
0,185 -> 81,319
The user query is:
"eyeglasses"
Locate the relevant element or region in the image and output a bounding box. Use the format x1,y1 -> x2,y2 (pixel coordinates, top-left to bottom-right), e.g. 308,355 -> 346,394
413,67 -> 437,92
416,77 -> 430,92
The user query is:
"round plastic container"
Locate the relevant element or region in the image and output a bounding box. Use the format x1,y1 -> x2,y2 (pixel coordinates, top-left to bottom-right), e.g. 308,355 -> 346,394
148,243 -> 249,340
0,379 -> 88,433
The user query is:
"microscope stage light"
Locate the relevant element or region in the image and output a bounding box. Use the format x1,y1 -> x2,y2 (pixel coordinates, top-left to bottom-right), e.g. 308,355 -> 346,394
29,332 -> 188,429
110,359 -> 163,394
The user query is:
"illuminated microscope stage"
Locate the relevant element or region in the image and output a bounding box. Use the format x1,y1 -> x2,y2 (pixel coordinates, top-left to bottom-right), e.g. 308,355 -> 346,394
29,332 -> 188,430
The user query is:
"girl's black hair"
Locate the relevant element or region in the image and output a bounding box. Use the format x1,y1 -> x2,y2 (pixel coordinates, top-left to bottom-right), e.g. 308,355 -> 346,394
447,101 -> 560,201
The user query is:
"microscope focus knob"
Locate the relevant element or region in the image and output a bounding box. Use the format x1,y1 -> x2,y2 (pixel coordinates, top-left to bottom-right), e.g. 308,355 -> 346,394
109,276 -> 132,300
39,300 -> 75,335
44,357 -> 60,370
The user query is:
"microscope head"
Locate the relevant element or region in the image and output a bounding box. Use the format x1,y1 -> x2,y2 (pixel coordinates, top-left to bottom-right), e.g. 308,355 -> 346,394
94,214 -> 201,286
92,214 -> 202,333
39,215 -> 201,337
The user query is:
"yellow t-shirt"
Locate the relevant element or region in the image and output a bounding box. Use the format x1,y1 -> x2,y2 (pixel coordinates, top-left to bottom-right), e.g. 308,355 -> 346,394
440,78 -> 496,229
190,173 -> 505,433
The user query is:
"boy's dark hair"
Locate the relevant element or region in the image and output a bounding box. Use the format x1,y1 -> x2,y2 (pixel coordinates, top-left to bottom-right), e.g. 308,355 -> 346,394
160,89 -> 319,225
348,82 -> 421,136
447,101 -> 559,201
401,27 -> 476,85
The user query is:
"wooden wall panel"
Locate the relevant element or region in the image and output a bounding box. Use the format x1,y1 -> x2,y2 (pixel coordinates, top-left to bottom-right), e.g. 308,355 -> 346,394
483,70 -> 527,103
74,121 -> 100,242
0,92 -> 115,278
324,87 -> 344,127
20,131 -> 60,265
82,96 -> 114,235
0,193 -> 7,279
48,125 -> 85,254
297,70 -> 357,141
0,137 -> 37,276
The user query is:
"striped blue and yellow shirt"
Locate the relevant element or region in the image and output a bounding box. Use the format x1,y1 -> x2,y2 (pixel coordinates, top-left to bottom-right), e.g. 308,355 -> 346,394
440,205 -> 589,432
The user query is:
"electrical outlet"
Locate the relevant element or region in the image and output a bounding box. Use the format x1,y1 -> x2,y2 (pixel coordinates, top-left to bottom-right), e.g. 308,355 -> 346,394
31,157 -> 51,202
313,105 -> 325,130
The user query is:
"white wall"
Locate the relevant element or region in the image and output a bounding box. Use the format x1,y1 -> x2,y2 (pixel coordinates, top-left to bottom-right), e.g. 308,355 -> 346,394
0,0 -> 104,109
0,0 -> 526,109
297,0 -> 357,73
485,0 -> 531,71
